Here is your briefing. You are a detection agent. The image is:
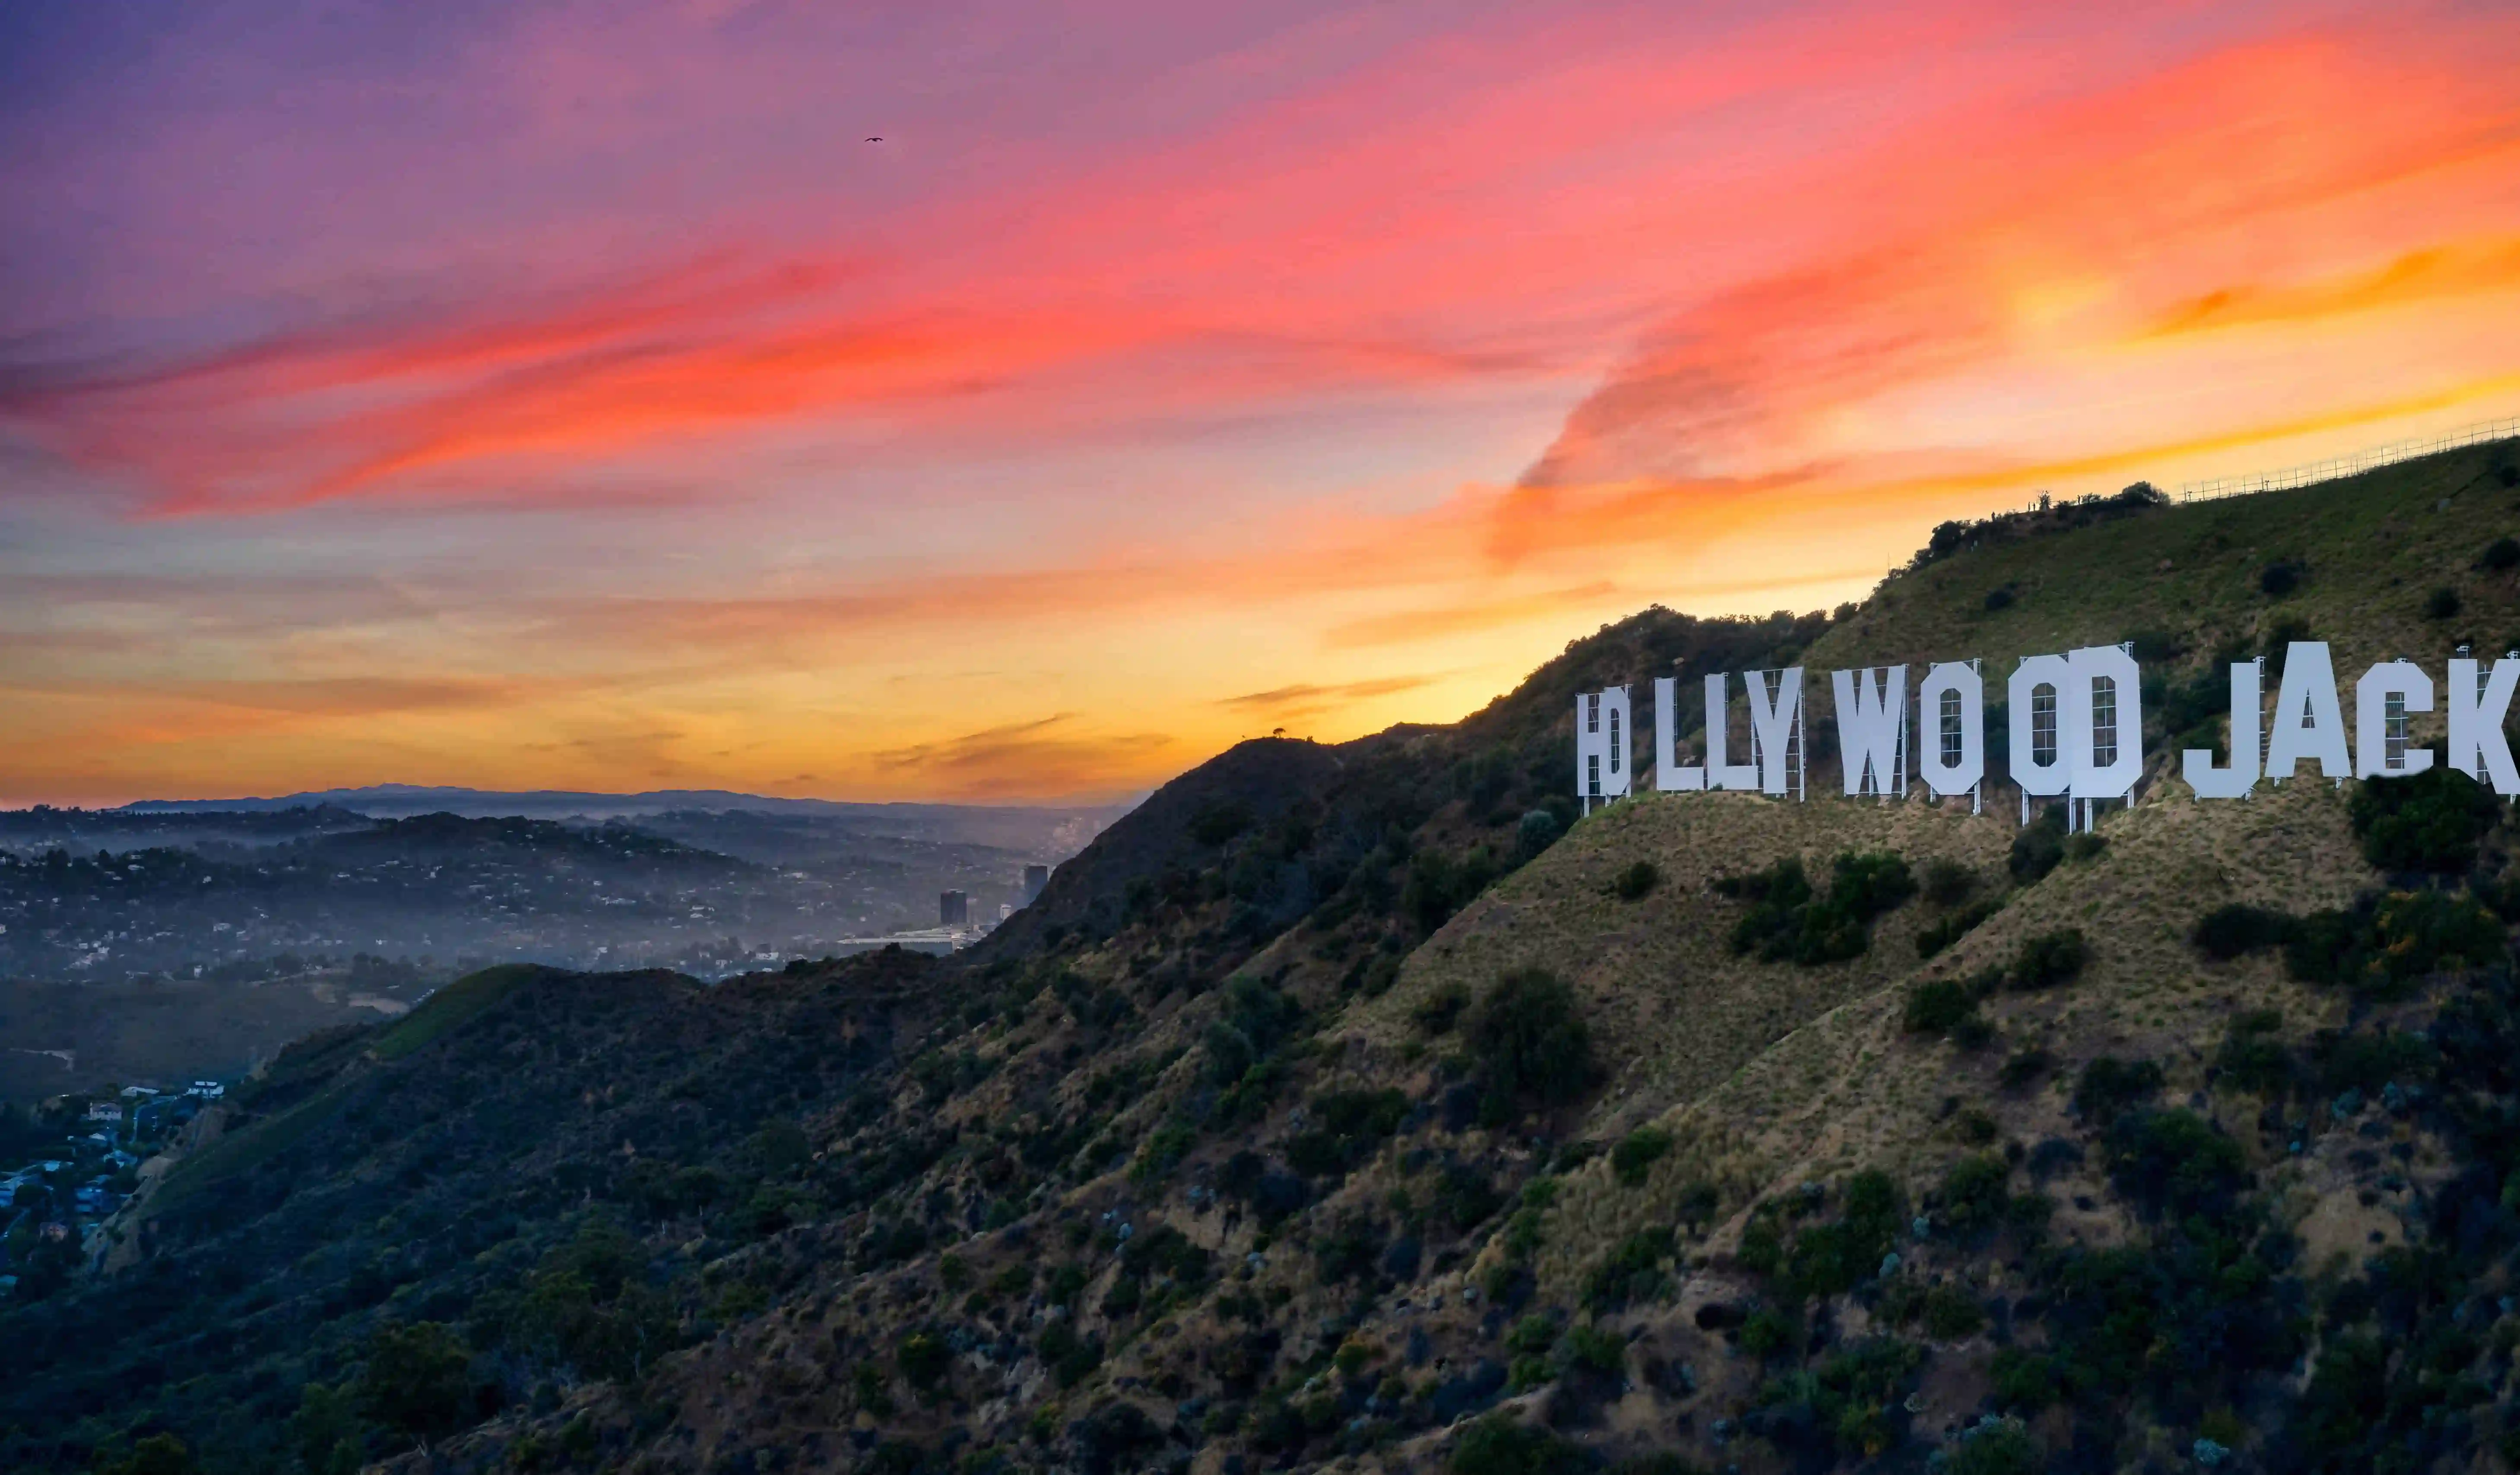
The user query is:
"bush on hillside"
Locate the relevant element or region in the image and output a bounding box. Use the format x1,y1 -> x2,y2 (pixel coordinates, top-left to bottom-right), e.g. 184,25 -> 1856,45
1937,1152 -> 2019,1239
2425,586 -> 2463,620
357,1320 -> 481,1444
1449,1414 -> 1587,1475
1411,981 -> 1472,1036
2260,560 -> 2303,597
105,1434 -> 207,1475
2072,1057 -> 2164,1124
2350,758 -> 2499,872
2486,536 -> 2520,572
1611,859 -> 1660,901
2288,890 -> 2504,997
1610,1126 -> 1673,1187
2005,930 -> 2088,990
1583,1225 -> 1677,1312
1743,1336 -> 1921,1462
1284,1089 -> 1409,1178
1738,1170 -> 1904,1301
1916,897 -> 2001,959
1920,857 -> 1977,906
1718,851 -> 1916,965
1515,810 -> 1561,860
1947,1421 -> 2045,1475
1467,969 -> 1599,1118
2215,1009 -> 2293,1095
2106,1109 -> 2249,1221
1188,801 -> 1255,846
2009,807 -> 2067,883
2191,903 -> 2293,959
1404,846 -> 1502,932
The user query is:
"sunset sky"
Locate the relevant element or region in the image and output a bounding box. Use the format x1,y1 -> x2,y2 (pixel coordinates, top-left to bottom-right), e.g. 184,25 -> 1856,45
3,0 -> 2518,806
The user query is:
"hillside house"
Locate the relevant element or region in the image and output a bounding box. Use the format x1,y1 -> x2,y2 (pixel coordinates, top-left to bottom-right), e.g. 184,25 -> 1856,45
84,1101 -> 122,1123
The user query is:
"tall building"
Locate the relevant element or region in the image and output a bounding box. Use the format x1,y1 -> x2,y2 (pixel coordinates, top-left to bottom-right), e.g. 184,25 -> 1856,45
939,890 -> 969,927
1023,863 -> 1051,902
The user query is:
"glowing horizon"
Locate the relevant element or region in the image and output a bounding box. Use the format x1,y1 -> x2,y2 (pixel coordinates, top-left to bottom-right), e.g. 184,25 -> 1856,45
3,0 -> 2517,807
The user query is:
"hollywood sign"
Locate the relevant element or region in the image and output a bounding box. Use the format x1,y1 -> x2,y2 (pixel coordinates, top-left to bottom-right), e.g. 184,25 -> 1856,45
1576,643 -> 2520,826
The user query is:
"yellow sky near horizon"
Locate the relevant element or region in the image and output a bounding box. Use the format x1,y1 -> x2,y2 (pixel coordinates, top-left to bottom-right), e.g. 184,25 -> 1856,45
3,0 -> 2518,806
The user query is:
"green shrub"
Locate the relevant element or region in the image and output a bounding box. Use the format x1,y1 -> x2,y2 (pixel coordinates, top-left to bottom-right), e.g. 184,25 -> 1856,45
1611,859 -> 1660,901
896,1330 -> 951,1392
2484,536 -> 2520,571
1582,1226 -> 1675,1313
2073,1056 -> 2164,1124
2009,807 -> 2067,883
2006,929 -> 2088,990
356,1320 -> 477,1444
1997,1047 -> 2052,1090
1902,978 -> 1979,1034
1921,857 -> 1977,905
1740,1306 -> 1799,1358
1448,1415 -> 1588,1475
1412,981 -> 1471,1035
1947,1420 -> 2044,1475
1559,1323 -> 1626,1375
2350,762 -> 2500,871
2310,1028 -> 2436,1095
1938,1153 -> 2012,1234
1772,1171 -> 1904,1300
1503,1314 -> 1560,1356
2286,889 -> 2504,995
1404,846 -> 1502,932
2425,586 -> 2463,620
1718,851 -> 1915,965
1609,1127 -> 1673,1187
1284,1088 -> 1409,1177
1674,1180 -> 1721,1228
1747,1337 -> 1922,1462
2214,1010 -> 2292,1095
1037,1320 -> 1103,1388
94,1434 -> 198,1475
1433,1164 -> 1503,1230
1467,969 -> 1599,1114
1916,897 -> 2000,959
2106,1109 -> 2249,1221
2191,903 -> 2292,959
1987,1348 -> 2060,1410
1921,1285 -> 1986,1339
1188,801 -> 1254,846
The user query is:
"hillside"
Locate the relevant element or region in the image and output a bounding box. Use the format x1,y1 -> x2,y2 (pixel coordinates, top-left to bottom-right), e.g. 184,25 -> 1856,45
6,437 -> 2520,1475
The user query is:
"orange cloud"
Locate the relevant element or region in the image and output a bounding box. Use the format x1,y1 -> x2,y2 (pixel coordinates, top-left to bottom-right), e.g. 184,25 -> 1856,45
868,715 -> 1177,803
2149,235 -> 2520,338
1215,676 -> 1440,711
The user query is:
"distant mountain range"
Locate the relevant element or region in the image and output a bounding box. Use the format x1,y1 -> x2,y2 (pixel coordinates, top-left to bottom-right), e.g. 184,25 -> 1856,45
112,784 -> 1136,824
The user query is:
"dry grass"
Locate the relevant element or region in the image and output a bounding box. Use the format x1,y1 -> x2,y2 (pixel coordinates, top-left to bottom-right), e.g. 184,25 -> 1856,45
1386,777 -> 2385,1302
1807,439 -> 2520,684
1360,788 -> 2017,1140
